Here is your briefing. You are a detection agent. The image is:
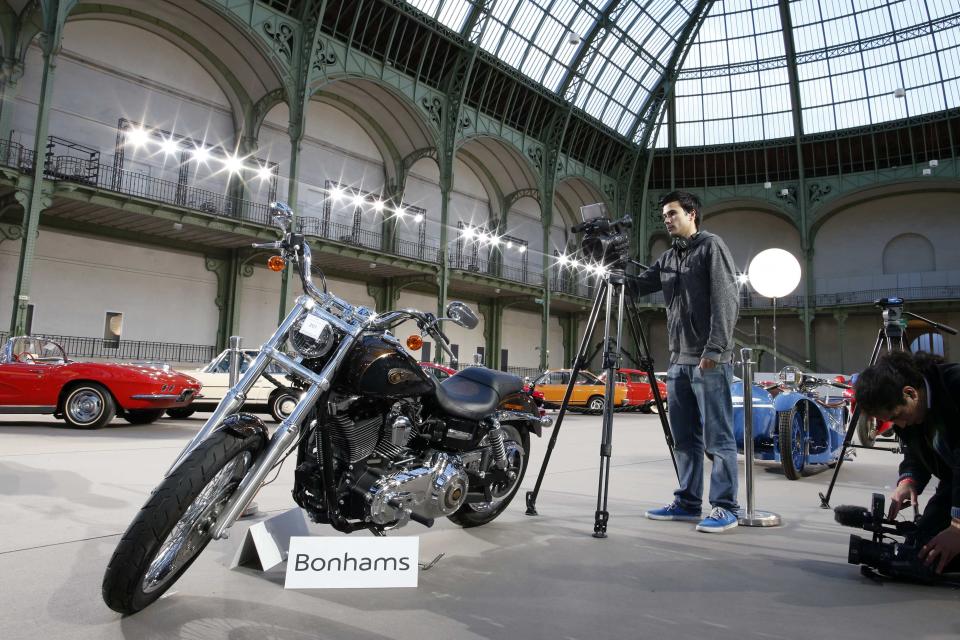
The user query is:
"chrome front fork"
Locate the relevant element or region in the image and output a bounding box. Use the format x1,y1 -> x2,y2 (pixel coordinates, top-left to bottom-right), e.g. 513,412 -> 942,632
204,335 -> 358,541
167,296 -> 314,476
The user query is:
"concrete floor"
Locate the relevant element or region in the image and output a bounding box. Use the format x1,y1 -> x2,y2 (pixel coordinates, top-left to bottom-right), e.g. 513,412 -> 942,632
1,410 -> 958,640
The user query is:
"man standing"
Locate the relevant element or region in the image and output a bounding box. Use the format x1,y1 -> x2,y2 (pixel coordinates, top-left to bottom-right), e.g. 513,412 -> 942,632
855,351 -> 960,574
626,191 -> 741,533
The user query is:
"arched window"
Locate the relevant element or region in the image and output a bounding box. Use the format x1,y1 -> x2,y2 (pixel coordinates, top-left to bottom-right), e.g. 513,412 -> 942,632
910,332 -> 944,356
883,234 -> 935,274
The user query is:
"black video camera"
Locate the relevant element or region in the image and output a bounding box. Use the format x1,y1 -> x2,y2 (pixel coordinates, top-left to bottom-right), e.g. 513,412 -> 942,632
571,215 -> 633,268
874,297 -> 905,339
834,493 -> 939,583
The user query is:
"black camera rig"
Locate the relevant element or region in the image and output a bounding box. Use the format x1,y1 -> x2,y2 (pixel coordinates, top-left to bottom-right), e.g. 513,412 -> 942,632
834,493 -> 959,586
571,215 -> 633,268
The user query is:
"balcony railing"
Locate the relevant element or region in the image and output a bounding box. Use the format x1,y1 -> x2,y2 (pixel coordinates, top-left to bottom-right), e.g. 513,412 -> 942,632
450,252 -> 544,287
0,331 -> 215,363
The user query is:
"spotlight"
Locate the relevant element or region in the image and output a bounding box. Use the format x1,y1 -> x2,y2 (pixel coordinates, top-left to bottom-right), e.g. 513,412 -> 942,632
352,193 -> 366,207
518,246 -> 527,253
394,206 -> 406,218
191,145 -> 211,163
506,241 -> 513,249
737,273 -> 750,285
222,154 -> 245,175
489,236 -> 501,247
373,199 -> 385,212
462,226 -> 475,239
256,165 -> 274,181
126,126 -> 151,148
413,213 -> 424,223
329,186 -> 345,201
160,137 -> 180,156
567,31 -> 580,45
558,254 -> 569,266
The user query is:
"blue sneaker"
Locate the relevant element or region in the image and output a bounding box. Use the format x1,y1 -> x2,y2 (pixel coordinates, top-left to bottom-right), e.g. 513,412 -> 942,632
696,506 -> 739,533
645,501 -> 702,522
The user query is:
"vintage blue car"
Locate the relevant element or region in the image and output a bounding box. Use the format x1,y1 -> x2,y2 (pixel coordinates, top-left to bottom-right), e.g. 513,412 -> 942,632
733,367 -> 852,480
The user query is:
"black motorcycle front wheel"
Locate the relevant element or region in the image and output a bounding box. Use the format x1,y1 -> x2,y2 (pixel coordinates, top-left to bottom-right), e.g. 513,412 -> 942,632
102,429 -> 265,614
448,424 -> 529,528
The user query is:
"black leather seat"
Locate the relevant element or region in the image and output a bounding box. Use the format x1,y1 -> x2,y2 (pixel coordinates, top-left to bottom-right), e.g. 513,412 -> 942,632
432,367 -> 524,421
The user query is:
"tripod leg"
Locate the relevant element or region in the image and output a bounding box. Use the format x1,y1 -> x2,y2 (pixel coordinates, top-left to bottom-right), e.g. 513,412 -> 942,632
594,277 -> 626,538
624,300 -> 679,482
819,329 -> 886,508
526,280 -> 607,516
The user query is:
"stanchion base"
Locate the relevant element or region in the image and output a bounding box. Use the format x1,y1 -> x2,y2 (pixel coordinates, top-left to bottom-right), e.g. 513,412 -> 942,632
737,510 -> 782,527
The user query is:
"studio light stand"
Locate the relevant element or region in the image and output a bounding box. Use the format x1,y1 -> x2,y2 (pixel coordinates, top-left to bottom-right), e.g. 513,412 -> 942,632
818,297 -> 958,508
525,258 -> 678,538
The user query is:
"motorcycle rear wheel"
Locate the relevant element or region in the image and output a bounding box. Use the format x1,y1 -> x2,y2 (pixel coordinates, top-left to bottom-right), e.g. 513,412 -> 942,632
102,429 -> 265,614
448,424 -> 529,528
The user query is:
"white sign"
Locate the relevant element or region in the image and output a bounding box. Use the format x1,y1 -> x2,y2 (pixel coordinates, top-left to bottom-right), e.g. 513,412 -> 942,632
299,314 -> 328,340
284,536 -> 419,589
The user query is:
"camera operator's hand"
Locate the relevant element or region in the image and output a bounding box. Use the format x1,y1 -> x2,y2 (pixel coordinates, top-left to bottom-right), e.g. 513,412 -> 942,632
888,479 -> 918,520
699,357 -> 717,371
920,522 -> 960,574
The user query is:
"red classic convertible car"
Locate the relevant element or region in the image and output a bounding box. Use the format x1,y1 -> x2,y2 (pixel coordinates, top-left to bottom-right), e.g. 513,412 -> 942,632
0,336 -> 201,428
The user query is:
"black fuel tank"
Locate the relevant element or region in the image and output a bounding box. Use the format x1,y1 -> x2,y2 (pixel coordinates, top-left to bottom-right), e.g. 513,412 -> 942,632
334,334 -> 434,398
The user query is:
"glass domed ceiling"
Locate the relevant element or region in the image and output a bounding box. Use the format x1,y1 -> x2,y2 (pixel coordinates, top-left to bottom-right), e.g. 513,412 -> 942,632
402,0 -> 960,147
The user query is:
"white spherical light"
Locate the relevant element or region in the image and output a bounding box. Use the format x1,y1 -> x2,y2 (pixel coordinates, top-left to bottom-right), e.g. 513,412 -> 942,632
747,248 -> 801,298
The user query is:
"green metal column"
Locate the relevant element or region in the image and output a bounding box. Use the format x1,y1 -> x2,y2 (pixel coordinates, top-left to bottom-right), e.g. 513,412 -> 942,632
204,255 -> 239,352
9,13 -> 64,335
833,309 -> 848,373
559,312 -> 579,369
778,0 -> 815,367
435,163 -> 451,365
477,298 -> 502,370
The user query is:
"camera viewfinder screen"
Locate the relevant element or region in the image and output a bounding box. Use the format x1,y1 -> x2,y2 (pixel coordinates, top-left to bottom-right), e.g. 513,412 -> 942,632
580,203 -> 607,222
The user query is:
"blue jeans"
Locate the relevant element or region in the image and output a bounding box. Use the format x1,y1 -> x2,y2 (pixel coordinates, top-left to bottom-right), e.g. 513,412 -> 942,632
666,363 -> 739,511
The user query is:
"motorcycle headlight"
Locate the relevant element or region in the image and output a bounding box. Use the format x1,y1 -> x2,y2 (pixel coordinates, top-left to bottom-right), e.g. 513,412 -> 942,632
289,311 -> 338,358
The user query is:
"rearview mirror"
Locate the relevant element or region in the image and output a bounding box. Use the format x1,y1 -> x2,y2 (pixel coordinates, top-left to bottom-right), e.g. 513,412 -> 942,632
445,301 -> 479,329
270,201 -> 293,233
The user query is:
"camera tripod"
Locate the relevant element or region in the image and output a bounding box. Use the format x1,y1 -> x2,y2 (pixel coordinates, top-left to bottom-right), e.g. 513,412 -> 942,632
525,263 -> 678,538
819,297 -> 958,508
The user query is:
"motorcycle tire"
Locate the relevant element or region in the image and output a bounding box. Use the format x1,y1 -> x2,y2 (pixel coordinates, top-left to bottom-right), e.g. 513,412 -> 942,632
777,406 -> 809,481
856,413 -> 878,448
102,429 -> 265,614
448,424 -> 529,528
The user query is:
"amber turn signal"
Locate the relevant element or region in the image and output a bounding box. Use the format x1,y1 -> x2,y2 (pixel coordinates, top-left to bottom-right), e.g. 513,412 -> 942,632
267,255 -> 286,272
406,334 -> 423,350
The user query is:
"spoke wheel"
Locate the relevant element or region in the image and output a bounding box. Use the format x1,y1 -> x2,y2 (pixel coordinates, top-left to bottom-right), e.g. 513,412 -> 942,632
778,406 -> 809,480
856,413 -> 878,448
102,430 -> 265,614
587,396 -> 605,411
448,424 -> 529,528
63,383 -> 115,429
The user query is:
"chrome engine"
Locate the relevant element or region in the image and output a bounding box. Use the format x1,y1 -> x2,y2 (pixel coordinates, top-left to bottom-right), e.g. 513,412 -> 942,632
359,451 -> 469,525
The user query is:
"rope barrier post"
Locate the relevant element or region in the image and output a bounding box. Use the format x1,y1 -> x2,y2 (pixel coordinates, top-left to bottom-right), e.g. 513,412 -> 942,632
738,348 -> 782,527
228,336 -> 243,388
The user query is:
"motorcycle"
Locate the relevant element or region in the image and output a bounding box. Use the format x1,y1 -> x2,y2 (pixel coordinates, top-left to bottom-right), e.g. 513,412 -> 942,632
102,202 -> 551,614
732,366 -> 852,480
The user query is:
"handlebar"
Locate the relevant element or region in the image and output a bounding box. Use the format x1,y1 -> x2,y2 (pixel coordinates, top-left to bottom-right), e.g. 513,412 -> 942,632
370,309 -> 457,361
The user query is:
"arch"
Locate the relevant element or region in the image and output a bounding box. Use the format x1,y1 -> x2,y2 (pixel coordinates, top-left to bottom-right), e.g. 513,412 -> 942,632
809,179 -> 960,244
555,176 -> 609,230
456,134 -> 539,197
310,77 -> 437,190
705,206 -> 803,275
64,1 -> 289,135
310,91 -> 402,184
705,196 -> 798,232
883,233 -> 935,274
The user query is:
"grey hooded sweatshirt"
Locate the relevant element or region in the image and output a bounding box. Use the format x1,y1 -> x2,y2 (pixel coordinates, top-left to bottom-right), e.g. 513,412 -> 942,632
627,231 -> 740,365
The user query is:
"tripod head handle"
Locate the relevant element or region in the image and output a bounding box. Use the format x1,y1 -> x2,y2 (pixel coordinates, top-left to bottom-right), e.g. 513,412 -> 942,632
903,311 -> 958,335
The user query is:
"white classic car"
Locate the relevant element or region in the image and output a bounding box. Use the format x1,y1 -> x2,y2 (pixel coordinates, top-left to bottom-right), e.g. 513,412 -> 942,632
168,349 -> 298,422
